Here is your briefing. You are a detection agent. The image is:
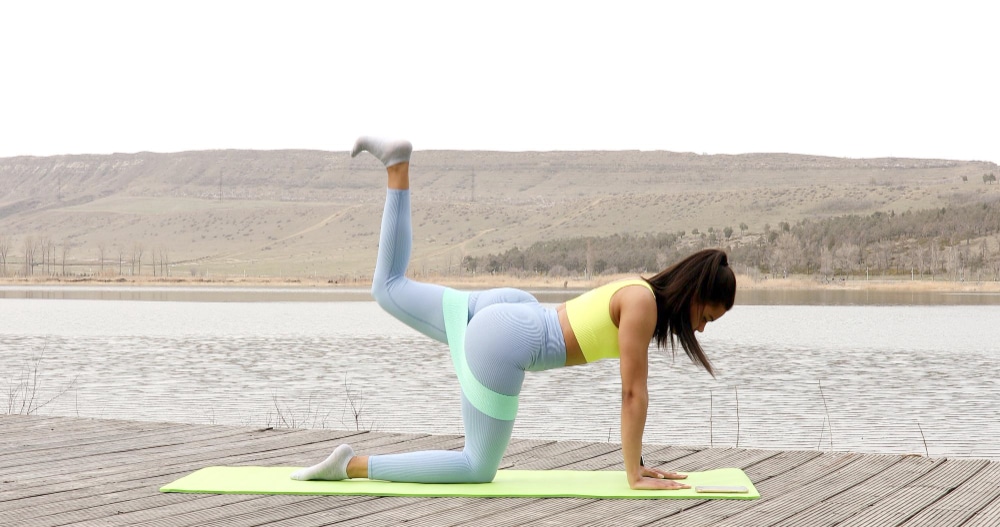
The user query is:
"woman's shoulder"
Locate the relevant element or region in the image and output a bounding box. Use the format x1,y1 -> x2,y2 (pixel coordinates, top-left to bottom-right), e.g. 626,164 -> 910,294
607,278 -> 653,292
573,278 -> 652,305
610,279 -> 656,306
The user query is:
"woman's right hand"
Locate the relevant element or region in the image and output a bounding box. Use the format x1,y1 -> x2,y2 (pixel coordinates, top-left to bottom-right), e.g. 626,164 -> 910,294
629,467 -> 691,490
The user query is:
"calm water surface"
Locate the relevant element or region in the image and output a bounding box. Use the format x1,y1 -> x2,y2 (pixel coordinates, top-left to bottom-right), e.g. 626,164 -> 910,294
2,285 -> 999,459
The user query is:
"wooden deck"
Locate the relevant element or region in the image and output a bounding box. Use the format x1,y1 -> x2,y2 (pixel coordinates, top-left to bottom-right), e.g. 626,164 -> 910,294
2,415 -> 1000,526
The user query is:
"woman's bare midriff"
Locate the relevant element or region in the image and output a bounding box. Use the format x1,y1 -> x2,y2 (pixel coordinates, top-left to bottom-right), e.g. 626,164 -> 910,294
557,303 -> 586,366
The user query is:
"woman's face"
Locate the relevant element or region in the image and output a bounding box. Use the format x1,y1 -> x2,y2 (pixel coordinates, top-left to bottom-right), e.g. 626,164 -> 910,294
690,300 -> 727,333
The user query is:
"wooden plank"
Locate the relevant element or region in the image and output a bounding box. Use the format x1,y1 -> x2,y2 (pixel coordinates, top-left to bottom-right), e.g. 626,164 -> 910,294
835,487 -> 948,527
128,496 -> 400,527
555,444 -> 698,471
409,497 -> 594,527
0,426 -> 275,475
551,500 -> 692,527
773,456 -> 945,527
964,494 -> 1000,527
0,420 -> 239,457
95,495 -> 352,527
900,462 -> 1000,526
818,459 -> 991,527
500,440 -> 625,469
0,428 -> 372,504
321,497 -> 477,527
904,509 -> 986,527
0,416 -> 140,440
3,427 -> 300,484
0,484 -> 213,526
2,493 -> 242,527
509,443 -> 624,470
908,458 -> 991,489
706,454 -> 903,527
0,415 -> 77,433
825,456 -> 945,506
0,421 -> 266,466
743,449 -> 825,481
503,437 -> 558,456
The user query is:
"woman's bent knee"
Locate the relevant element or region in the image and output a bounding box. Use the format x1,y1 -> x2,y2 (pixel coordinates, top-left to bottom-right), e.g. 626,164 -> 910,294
371,280 -> 390,309
371,275 -> 405,313
466,463 -> 498,483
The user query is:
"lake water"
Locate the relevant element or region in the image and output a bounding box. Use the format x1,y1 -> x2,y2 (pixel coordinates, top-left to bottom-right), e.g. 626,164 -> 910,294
2,285 -> 999,459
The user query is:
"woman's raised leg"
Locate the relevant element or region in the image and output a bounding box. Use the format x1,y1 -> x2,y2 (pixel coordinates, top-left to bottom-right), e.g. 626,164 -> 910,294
357,137 -> 450,343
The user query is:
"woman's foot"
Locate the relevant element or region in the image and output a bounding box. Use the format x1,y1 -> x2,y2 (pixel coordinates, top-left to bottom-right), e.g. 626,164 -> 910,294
290,443 -> 355,481
351,137 -> 412,168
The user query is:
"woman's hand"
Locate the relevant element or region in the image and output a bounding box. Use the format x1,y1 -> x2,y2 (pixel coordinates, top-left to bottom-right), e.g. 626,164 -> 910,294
629,467 -> 690,490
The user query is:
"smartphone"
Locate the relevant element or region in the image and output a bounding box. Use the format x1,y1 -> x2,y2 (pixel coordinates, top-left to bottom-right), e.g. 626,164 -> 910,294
695,485 -> 749,493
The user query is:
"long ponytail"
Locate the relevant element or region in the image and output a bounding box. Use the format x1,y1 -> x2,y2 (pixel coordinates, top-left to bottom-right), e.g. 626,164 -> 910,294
642,249 -> 736,376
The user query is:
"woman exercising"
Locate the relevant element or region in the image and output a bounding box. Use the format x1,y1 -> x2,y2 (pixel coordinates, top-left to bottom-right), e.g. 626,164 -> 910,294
291,137 -> 735,490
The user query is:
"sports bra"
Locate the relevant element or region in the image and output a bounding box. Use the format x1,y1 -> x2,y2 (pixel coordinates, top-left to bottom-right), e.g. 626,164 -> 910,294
564,279 -> 654,362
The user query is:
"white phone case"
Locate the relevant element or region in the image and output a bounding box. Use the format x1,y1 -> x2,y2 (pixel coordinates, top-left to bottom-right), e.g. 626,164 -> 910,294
695,485 -> 749,493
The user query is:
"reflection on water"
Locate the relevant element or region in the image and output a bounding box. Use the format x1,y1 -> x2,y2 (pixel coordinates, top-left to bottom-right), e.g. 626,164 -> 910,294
2,286 -> 999,459
737,287 -> 1000,306
0,285 -> 377,303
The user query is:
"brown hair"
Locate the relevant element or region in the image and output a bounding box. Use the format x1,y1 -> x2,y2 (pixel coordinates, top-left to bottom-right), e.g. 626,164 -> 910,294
642,249 -> 736,376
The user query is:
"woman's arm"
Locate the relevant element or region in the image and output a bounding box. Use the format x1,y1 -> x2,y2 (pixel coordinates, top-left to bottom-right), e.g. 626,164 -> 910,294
616,286 -> 689,490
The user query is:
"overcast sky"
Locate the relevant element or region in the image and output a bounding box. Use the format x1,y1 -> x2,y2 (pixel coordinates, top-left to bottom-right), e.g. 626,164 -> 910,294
2,1 -> 997,162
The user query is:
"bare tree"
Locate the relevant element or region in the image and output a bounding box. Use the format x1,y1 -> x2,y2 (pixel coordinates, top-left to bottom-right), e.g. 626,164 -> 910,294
915,245 -> 928,278
770,232 -> 804,277
38,236 -> 51,275
994,236 -> 1000,281
117,245 -> 125,275
0,234 -> 9,276
22,236 -> 36,276
49,241 -> 57,275
150,248 -> 165,277
159,248 -> 169,277
819,246 -> 834,278
60,240 -> 71,276
131,242 -> 144,276
97,242 -> 107,274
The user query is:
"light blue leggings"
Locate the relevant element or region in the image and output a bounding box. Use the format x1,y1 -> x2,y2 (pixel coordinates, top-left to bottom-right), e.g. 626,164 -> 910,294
368,189 -> 567,483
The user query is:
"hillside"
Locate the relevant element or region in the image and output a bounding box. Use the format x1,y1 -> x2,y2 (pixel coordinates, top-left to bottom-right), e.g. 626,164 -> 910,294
1,149 -> 997,280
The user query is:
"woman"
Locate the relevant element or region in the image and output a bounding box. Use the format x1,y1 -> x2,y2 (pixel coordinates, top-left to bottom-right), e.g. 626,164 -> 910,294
291,137 -> 736,490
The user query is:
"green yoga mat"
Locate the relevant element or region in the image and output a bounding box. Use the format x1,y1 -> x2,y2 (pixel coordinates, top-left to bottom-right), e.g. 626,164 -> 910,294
160,467 -> 758,500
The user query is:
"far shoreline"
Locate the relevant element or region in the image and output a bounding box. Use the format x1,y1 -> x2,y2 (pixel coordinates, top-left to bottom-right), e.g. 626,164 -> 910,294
2,272 -> 999,294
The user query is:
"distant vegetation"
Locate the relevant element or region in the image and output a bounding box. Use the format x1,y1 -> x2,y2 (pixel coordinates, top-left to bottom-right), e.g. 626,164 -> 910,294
468,197 -> 1000,282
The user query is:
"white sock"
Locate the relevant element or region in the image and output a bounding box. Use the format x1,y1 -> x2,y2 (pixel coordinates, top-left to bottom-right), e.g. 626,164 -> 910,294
351,136 -> 412,167
290,443 -> 355,481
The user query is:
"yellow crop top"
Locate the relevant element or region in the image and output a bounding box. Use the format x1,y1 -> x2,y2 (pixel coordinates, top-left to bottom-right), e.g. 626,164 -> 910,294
564,279 -> 654,362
